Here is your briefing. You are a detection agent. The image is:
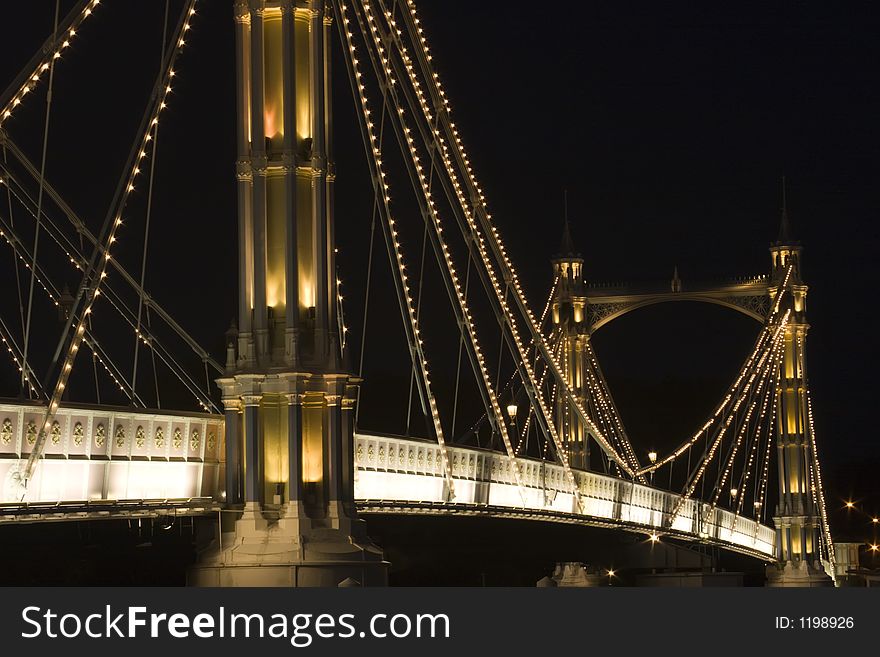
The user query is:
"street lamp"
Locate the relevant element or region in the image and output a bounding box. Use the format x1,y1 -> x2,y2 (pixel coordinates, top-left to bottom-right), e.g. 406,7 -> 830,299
647,450 -> 657,484
506,402 -> 518,423
606,568 -> 616,586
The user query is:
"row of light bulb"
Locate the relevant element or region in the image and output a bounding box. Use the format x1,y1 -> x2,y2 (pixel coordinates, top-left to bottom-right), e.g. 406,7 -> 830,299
800,335 -> 836,577
0,0 -> 102,126
708,333 -> 782,517
22,1 -> 200,480
667,312 -> 790,524
636,286 -> 790,475
366,0 -> 612,502
339,2 -> 458,499
729,338 -> 783,523
390,0 -> 636,482
2,175 -> 173,407
0,225 -> 142,402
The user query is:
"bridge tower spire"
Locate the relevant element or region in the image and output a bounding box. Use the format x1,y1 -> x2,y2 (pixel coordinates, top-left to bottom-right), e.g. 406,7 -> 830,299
550,210 -> 590,469
766,181 -> 831,586
189,0 -> 385,587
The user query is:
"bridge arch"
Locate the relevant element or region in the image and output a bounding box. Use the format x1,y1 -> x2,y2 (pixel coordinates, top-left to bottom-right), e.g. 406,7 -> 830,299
590,294 -> 766,332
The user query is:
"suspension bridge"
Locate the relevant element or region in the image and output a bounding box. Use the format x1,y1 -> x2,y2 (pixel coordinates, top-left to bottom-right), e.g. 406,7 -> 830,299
0,0 -> 836,586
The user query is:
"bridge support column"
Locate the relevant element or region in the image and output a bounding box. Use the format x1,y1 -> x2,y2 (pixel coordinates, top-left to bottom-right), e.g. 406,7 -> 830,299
188,0 -> 386,587
223,399 -> 242,506
242,394 -> 263,506
765,228 -> 832,587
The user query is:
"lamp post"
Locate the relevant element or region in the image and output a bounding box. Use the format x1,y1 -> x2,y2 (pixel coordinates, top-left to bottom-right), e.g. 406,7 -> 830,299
506,402 -> 518,424
648,450 -> 657,485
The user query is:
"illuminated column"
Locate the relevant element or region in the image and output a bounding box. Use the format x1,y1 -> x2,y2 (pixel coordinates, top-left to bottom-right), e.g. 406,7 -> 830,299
284,392 -> 308,516
250,0 -> 270,360
324,8 -> 340,367
223,399 -> 242,505
242,393 -> 263,505
767,216 -> 830,586
310,0 -> 330,361
550,220 -> 588,470
281,0 -> 299,366
323,394 -> 345,523
340,394 -> 356,517
234,3 -> 254,366
191,0 -> 386,587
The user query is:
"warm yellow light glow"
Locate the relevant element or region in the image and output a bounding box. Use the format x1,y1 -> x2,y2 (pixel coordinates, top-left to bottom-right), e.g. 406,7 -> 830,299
302,398 -> 324,483
845,501 -> 855,509
300,277 -> 314,310
648,450 -> 657,464
264,105 -> 279,139
506,403 -> 517,419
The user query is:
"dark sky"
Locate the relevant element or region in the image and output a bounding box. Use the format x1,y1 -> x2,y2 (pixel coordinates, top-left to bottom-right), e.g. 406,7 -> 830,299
0,1 -> 878,539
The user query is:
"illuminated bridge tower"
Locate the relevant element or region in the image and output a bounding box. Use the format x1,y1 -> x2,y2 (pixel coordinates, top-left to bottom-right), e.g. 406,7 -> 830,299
550,220 -> 590,470
189,0 -> 386,587
766,199 -> 831,587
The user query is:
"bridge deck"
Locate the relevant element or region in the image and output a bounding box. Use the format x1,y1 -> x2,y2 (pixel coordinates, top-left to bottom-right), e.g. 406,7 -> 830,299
0,402 -> 776,560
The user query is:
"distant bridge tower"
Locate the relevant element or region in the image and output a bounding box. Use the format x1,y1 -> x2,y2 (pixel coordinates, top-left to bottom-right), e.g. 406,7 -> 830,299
550,219 -> 590,470
766,189 -> 831,587
189,0 -> 386,587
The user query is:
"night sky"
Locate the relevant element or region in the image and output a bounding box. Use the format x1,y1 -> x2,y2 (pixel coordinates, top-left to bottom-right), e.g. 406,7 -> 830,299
0,1 -> 878,545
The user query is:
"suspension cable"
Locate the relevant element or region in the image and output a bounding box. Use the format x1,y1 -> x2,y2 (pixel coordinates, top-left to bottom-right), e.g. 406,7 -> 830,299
19,0 -> 200,492
335,1 -> 456,497
0,138 -> 223,374
132,0 -> 170,404
22,0 -> 61,394
0,168 -> 214,411
0,0 -> 100,126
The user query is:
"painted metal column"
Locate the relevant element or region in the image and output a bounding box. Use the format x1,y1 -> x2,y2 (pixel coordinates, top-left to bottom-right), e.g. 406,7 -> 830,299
310,0 -> 329,361
324,393 -> 345,514
281,0 -> 299,366
242,394 -> 262,504
340,395 -> 356,516
286,392 -> 304,509
235,3 -> 254,364
223,399 -> 242,505
323,7 -> 339,365
250,1 -> 269,359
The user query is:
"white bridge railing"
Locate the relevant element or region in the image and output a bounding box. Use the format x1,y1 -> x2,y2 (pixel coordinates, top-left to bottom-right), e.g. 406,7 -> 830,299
354,433 -> 776,558
0,401 -> 775,558
0,401 -> 223,503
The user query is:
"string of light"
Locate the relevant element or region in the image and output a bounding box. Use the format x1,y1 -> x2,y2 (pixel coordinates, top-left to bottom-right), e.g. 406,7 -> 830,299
20,1 -> 199,487
370,0 -> 629,504
667,311 -> 790,524
0,170 -> 214,411
337,1 -> 458,498
393,0 -> 641,479
0,0 -> 102,127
